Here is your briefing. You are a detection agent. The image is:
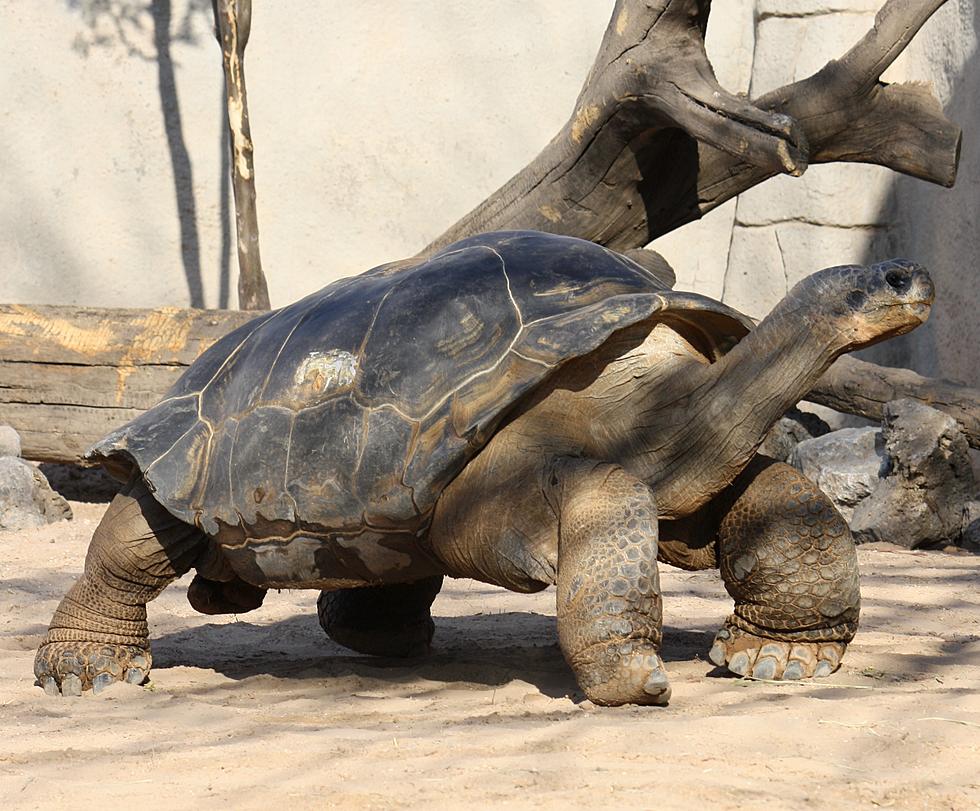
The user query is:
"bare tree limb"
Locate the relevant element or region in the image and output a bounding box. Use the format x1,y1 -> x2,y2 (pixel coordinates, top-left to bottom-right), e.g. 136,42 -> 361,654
809,356 -> 980,449
426,0 -> 960,254
213,0 -> 270,311
683,0 -> 960,232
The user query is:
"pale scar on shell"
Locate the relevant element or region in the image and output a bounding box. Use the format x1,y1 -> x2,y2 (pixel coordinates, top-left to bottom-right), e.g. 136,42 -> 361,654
294,350 -> 359,395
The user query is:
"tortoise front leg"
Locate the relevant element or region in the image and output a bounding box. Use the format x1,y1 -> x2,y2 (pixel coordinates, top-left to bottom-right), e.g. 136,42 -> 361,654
553,460 -> 670,706
708,457 -> 860,680
316,576 -> 444,658
34,479 -> 205,695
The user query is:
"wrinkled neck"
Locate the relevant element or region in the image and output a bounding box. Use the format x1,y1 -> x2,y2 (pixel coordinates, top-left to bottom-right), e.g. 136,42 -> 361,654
628,300 -> 838,518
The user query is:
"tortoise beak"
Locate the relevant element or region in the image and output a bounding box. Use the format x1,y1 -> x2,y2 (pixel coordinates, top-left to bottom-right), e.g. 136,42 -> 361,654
875,260 -> 935,322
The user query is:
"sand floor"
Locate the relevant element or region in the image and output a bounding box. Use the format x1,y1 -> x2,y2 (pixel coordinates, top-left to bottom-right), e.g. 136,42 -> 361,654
1,500 -> 979,810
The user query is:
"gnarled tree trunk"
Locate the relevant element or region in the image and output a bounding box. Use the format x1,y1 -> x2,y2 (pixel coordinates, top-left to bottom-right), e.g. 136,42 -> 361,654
426,0 -> 958,256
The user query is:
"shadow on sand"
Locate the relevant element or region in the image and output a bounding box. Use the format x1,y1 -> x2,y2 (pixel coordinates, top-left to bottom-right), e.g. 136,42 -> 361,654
150,610 -> 717,701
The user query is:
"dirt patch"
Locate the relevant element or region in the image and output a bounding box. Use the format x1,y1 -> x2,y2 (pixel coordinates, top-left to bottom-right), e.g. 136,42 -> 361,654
1,501 -> 978,809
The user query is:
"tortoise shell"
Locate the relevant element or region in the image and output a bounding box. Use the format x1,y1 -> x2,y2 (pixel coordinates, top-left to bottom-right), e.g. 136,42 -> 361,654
88,231 -> 751,539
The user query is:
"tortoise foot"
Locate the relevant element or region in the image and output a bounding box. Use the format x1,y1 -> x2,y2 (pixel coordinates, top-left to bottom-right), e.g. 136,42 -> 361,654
573,643 -> 672,707
321,613 -> 435,658
707,622 -> 845,680
187,574 -> 266,615
317,579 -> 441,658
34,641 -> 151,696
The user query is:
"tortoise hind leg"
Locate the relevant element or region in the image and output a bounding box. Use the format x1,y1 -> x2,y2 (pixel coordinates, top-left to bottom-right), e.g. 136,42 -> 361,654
317,576 -> 443,658
34,478 -> 206,695
187,574 -> 267,615
708,456 -> 860,680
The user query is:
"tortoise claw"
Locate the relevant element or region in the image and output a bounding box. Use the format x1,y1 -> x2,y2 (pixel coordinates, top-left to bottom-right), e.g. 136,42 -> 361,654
708,622 -> 848,680
61,674 -> 83,697
92,673 -> 115,695
34,641 -> 153,696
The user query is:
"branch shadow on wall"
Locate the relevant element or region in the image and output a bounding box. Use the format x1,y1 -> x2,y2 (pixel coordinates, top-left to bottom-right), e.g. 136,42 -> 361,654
861,8 -> 980,389
68,0 -> 225,308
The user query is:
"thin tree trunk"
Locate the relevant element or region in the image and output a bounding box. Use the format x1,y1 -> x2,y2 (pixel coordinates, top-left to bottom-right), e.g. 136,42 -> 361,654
213,0 -> 270,311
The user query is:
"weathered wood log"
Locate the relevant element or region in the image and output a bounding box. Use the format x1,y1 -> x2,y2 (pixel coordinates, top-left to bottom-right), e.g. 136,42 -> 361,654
213,0 -> 270,311
427,0 -> 960,254
0,304 -> 255,462
809,356 -> 980,449
4,302 -> 980,463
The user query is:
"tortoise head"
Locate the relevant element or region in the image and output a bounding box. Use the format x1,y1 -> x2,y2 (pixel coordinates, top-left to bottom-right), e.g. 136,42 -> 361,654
786,259 -> 934,353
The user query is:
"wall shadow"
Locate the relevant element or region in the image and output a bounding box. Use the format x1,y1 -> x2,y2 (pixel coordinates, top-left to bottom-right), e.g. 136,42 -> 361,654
219,91 -> 232,309
68,0 -> 212,308
153,0 -> 204,307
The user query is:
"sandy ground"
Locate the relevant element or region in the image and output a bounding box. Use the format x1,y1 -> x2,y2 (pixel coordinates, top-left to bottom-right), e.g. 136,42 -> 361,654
1,500 -> 979,810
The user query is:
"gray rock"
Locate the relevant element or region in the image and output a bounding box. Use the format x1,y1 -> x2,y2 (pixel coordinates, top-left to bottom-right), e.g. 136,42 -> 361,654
759,407 -> 831,462
789,426 -> 885,521
0,425 -> 21,458
960,501 -> 980,554
850,399 -> 978,549
0,457 -> 72,531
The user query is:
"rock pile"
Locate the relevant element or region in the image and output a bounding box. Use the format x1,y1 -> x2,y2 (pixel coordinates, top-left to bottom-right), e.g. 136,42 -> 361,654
779,401 -> 979,550
0,425 -> 72,531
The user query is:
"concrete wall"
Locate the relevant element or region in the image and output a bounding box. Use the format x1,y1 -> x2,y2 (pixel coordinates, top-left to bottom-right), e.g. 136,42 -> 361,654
0,0 -> 607,308
1,1 -> 976,384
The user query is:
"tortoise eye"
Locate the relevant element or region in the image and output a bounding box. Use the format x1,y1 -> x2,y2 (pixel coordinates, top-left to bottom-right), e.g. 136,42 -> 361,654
846,290 -> 867,309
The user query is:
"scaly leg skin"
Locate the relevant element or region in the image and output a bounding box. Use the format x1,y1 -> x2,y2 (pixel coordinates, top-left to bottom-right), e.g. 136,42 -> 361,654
709,457 -> 860,680
554,460 -> 670,707
34,479 -> 205,696
317,576 -> 444,658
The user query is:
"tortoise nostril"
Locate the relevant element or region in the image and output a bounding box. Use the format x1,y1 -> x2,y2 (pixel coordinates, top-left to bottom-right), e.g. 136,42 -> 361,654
885,269 -> 911,293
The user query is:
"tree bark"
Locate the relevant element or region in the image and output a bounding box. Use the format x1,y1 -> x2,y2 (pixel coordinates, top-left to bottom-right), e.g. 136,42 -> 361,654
213,0 -> 271,311
807,356 -> 980,448
0,304 -> 256,462
425,0 -> 959,255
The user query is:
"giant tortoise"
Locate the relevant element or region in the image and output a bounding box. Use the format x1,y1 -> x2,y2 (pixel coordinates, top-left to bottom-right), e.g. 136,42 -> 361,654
35,231 -> 933,705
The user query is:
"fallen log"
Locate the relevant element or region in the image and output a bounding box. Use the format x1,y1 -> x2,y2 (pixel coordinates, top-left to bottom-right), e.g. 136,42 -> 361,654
808,356 -> 980,448
0,304 -> 254,462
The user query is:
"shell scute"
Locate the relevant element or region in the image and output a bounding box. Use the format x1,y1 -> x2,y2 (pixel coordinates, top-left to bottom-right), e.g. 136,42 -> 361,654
257,274 -> 390,411
353,407 -> 417,528
284,395 -> 366,530
357,246 -> 520,419
227,406 -> 295,529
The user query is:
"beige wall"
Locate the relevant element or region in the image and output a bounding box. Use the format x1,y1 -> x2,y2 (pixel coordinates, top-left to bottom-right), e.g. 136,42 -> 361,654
2,1 -> 977,384
0,1 -> 607,308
